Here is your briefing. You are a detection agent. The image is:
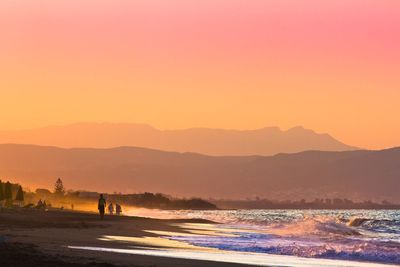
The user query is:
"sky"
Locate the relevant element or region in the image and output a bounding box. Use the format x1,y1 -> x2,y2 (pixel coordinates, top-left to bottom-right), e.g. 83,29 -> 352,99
0,0 -> 399,150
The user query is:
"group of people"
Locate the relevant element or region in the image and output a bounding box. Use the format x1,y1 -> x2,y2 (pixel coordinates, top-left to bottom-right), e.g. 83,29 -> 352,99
36,199 -> 48,209
107,202 -> 122,215
97,194 -> 123,219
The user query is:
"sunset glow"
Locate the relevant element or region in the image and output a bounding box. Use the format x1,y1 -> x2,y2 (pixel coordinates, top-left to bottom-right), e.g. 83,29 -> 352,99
1,0 -> 400,149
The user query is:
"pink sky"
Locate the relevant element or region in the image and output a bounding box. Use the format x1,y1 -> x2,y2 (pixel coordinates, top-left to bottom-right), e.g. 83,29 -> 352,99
1,0 -> 400,149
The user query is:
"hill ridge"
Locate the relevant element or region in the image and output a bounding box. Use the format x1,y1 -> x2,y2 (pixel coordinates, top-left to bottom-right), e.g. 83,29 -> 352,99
0,122 -> 358,156
0,144 -> 398,202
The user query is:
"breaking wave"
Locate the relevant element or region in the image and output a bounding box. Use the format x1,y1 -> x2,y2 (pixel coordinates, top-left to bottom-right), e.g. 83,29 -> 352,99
146,209 -> 400,264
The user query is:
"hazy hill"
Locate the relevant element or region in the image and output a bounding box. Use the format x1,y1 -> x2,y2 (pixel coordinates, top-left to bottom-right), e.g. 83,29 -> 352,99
0,144 -> 398,202
0,123 -> 357,156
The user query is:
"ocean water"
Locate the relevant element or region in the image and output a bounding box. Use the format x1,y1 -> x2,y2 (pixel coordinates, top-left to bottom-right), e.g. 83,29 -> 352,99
130,209 -> 400,265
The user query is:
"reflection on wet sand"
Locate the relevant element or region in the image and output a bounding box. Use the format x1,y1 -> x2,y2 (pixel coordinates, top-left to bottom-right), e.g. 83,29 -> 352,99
68,245 -> 392,267
98,235 -> 211,250
70,222 -> 395,267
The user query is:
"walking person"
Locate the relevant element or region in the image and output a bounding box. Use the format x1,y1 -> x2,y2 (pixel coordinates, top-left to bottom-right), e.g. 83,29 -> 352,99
98,194 -> 106,219
116,203 -> 122,216
108,202 -> 114,215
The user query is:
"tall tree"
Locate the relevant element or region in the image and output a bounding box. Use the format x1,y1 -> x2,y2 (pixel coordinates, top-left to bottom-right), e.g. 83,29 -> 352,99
4,181 -> 13,207
54,178 -> 65,196
15,186 -> 24,202
4,182 -> 12,200
0,180 -> 4,201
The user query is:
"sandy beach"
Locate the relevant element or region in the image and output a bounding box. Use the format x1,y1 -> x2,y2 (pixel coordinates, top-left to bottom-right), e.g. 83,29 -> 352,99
1,208 -> 397,267
0,208 -> 251,267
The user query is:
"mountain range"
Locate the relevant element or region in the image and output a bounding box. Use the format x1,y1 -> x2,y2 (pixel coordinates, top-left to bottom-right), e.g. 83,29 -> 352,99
1,144 -> 399,202
0,123 -> 357,156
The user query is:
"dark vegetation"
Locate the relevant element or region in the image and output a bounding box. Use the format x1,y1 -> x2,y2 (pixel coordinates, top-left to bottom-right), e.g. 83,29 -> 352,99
3,178 -> 399,211
107,192 -> 217,210
0,180 -> 24,208
5,178 -> 217,211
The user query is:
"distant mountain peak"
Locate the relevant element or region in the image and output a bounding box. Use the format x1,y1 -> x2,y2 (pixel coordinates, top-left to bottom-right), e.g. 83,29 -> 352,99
0,123 -> 358,156
287,125 -> 305,130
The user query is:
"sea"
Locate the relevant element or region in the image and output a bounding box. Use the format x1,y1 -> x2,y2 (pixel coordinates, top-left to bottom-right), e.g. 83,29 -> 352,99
128,209 -> 400,265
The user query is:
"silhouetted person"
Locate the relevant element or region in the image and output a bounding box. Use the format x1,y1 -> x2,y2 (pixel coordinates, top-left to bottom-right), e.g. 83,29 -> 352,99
116,203 -> 122,216
108,202 -> 114,215
98,194 -> 106,219
36,199 -> 43,209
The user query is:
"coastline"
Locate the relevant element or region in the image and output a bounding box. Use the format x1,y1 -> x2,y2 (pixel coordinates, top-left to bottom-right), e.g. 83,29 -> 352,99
0,208 -> 396,267
0,208 -> 245,267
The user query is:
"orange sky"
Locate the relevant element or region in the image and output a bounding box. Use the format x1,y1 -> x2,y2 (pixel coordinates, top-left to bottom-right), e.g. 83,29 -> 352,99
1,0 -> 400,149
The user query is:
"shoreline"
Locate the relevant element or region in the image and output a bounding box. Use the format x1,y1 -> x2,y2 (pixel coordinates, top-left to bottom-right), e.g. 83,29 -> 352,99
0,208 -> 397,267
0,208 -> 245,267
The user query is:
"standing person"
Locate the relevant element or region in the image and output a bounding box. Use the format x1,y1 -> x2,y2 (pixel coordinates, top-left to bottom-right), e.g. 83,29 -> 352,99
36,199 -> 43,209
108,202 -> 114,215
98,194 -> 106,219
116,203 -> 122,216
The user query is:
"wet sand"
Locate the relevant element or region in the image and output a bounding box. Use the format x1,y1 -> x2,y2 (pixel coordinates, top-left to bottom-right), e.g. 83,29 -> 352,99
0,209 -> 393,267
0,208 -> 247,267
